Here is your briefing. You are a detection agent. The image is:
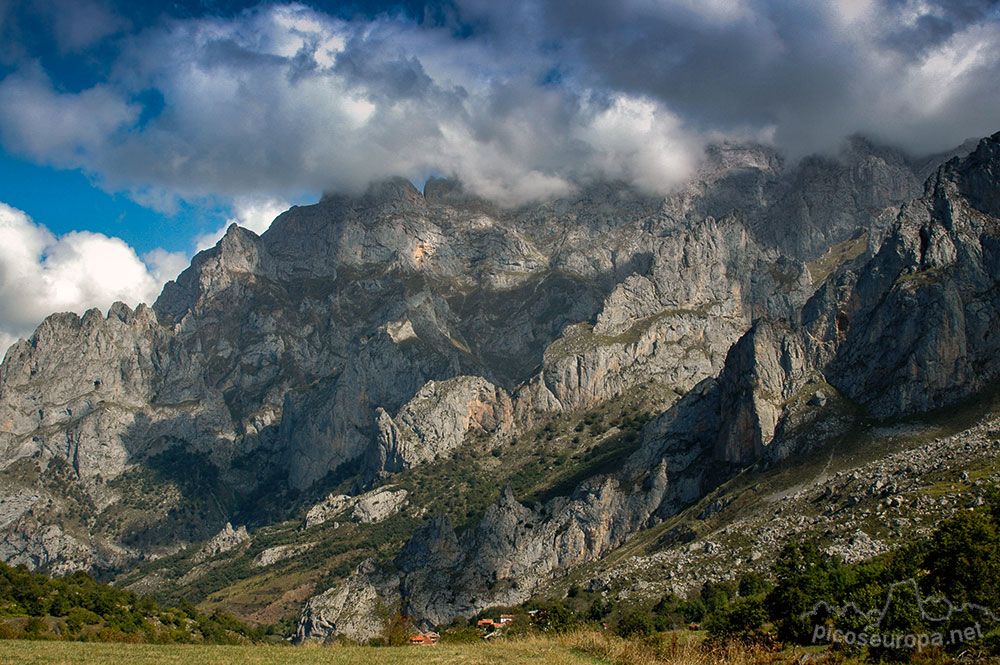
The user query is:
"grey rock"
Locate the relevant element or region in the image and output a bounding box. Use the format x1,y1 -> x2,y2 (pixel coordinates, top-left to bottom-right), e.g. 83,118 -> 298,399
364,376 -> 513,482
304,486 -> 408,528
252,542 -> 317,568
295,560 -> 385,643
0,131 -> 996,630
304,494 -> 353,529
295,133 -> 1000,635
352,487 -> 408,524
194,523 -> 250,563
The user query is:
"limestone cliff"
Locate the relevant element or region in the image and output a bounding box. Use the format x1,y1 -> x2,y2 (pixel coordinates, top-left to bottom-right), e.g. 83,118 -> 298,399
295,132 -> 1000,640
0,134 -> 977,599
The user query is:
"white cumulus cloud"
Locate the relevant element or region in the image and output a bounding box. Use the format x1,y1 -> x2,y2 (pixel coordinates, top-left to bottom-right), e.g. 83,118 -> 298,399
0,0 -> 997,211
0,4 -> 708,207
194,195 -> 291,251
0,202 -> 170,356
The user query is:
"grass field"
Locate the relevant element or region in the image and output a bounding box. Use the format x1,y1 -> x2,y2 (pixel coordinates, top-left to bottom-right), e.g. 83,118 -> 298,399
0,638 -> 604,665
0,633 -> 829,665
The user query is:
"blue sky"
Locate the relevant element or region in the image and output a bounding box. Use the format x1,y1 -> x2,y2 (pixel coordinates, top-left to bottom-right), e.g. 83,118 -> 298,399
0,1 -> 439,258
0,153 -> 219,254
1,0 -> 999,351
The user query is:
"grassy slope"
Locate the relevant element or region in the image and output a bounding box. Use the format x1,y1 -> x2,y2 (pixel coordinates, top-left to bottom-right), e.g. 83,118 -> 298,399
806,231 -> 868,284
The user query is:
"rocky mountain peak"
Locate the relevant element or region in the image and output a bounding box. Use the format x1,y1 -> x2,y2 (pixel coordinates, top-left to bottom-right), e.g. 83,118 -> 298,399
422,176 -> 463,203
701,141 -> 781,176
929,130 -> 1000,220
360,176 -> 425,209
153,223 -> 265,323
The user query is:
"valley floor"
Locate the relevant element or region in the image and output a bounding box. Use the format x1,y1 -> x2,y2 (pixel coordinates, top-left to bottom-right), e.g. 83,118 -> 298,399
0,638 -> 604,665
0,633 -> 879,665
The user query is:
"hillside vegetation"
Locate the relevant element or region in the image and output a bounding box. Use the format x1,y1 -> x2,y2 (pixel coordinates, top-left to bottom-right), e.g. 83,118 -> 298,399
5,481 -> 1000,665
0,562 -> 269,644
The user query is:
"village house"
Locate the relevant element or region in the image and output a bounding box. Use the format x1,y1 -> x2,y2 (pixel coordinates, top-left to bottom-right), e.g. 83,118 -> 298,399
407,632 -> 440,646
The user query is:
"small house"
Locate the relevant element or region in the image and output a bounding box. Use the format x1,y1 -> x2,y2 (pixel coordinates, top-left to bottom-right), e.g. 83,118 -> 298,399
407,632 -> 440,646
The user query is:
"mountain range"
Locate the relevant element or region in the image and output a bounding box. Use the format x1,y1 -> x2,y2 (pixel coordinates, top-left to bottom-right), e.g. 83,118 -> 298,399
1,130 -> 998,640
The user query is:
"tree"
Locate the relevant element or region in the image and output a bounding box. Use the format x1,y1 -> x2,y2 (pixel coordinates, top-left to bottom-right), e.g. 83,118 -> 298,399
679,597 -> 707,623
375,600 -> 412,646
176,598 -> 199,620
533,601 -> 578,633
49,594 -> 71,617
616,609 -> 654,638
705,597 -> 769,642
766,540 -> 846,643
587,599 -> 610,622
737,572 -> 772,598
923,509 -> 1000,608
652,593 -> 686,631
700,580 -> 737,614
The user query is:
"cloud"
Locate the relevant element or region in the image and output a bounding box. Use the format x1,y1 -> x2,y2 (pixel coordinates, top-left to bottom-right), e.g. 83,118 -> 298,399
194,195 -> 291,251
0,0 -> 998,210
508,0 -> 1000,156
0,0 -> 996,355
0,64 -> 138,167
34,0 -> 130,52
0,4 -> 707,205
142,247 -> 190,285
0,202 -> 168,356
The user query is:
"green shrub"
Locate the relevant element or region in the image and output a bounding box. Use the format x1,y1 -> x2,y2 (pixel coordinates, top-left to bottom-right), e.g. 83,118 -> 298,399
25,616 -> 47,637
679,597 -> 706,623
700,580 -> 737,614
587,599 -> 610,622
765,540 -> 846,643
737,572 -> 772,598
531,601 -> 577,633
615,609 -> 654,638
704,597 -> 768,641
923,509 -> 1000,608
66,607 -> 100,633
651,593 -> 686,630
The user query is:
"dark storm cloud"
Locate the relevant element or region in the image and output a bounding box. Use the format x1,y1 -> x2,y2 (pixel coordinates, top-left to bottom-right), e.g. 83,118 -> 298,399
882,0 -> 1000,53
452,0 -> 1000,156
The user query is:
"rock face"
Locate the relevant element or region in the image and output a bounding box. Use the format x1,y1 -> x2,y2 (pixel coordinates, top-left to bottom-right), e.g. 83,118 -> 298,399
351,488 -> 408,524
748,136 -> 926,260
295,560 -> 385,643
304,494 -> 354,529
0,304 -> 175,491
823,137 -> 1000,418
0,132 -> 995,617
296,132 -> 1000,639
194,523 -> 250,563
253,542 -> 317,568
710,131 -> 1000,463
363,377 -> 513,483
303,486 -> 408,528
